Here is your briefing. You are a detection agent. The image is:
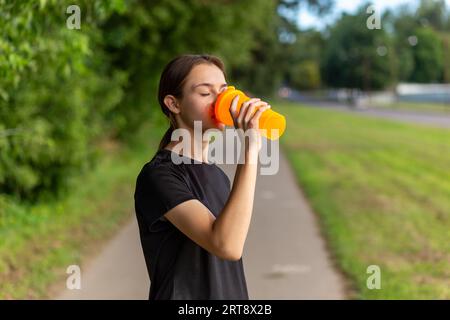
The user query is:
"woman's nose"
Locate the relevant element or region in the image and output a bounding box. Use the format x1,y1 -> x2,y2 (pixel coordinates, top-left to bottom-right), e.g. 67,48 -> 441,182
211,92 -> 219,102
212,87 -> 226,104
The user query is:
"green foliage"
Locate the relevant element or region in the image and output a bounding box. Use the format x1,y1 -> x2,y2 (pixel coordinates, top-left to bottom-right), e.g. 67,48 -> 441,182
409,27 -> 444,82
1,0 -> 448,201
416,0 -> 449,31
230,8 -> 284,97
0,121 -> 166,299
100,0 -> 276,138
377,1 -> 449,84
291,60 -> 321,90
235,1 -> 332,96
0,0 -> 286,200
386,5 -> 418,81
0,1 -> 126,201
321,5 -> 396,90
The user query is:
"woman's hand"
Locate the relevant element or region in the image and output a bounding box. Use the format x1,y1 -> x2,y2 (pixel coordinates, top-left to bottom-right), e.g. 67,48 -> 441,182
228,95 -> 271,158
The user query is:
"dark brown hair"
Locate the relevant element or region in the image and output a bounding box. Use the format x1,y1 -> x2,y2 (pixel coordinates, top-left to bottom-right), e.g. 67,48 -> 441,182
157,54 -> 226,151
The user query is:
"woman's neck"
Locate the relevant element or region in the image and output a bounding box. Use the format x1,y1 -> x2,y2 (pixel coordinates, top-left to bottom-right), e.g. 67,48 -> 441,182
164,135 -> 210,164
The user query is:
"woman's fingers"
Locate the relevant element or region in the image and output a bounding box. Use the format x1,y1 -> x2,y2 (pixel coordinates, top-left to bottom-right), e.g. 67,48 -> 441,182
244,101 -> 268,124
249,104 -> 271,129
236,98 -> 260,128
228,95 -> 270,131
229,95 -> 240,121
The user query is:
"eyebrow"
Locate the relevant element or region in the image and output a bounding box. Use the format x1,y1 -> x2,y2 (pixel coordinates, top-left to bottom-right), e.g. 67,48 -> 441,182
192,83 -> 227,89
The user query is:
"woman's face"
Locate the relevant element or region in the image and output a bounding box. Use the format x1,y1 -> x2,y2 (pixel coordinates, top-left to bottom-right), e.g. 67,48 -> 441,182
178,63 -> 227,132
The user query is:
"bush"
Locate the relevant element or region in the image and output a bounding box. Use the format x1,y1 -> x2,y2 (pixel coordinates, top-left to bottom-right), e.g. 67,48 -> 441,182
0,0 -> 275,201
0,1 -> 126,201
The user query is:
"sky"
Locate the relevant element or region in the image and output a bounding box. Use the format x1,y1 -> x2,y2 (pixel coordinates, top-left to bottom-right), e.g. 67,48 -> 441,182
296,0 -> 450,30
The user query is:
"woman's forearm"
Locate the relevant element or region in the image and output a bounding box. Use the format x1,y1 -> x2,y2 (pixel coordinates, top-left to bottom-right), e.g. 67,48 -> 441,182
212,150 -> 258,260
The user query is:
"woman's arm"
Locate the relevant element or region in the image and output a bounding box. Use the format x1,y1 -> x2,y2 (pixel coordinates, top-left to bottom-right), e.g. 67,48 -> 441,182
211,153 -> 258,260
164,96 -> 271,261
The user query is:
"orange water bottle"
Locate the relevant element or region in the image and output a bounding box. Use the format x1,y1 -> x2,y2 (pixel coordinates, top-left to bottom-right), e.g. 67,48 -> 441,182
214,86 -> 286,140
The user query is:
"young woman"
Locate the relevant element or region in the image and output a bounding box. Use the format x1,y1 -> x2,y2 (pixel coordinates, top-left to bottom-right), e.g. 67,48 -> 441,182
134,54 -> 271,300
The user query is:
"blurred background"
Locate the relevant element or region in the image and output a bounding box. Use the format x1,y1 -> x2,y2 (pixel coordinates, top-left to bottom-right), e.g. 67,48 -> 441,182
0,0 -> 449,300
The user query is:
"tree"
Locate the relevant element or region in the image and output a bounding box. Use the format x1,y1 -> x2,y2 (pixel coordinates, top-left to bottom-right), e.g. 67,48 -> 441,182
384,5 -> 419,81
409,27 -> 444,82
101,0 -> 275,138
282,29 -> 325,89
416,0 -> 448,31
0,1 -> 126,201
385,1 -> 449,83
232,0 -> 333,96
321,4 -> 396,91
291,60 -> 321,89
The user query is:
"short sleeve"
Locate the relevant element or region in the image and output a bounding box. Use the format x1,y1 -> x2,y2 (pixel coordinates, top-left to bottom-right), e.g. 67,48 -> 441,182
135,163 -> 196,232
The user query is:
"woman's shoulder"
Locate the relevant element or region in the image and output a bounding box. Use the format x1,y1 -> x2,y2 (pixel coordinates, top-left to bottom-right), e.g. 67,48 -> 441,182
138,149 -> 187,183
147,149 -> 176,168
138,149 -> 193,186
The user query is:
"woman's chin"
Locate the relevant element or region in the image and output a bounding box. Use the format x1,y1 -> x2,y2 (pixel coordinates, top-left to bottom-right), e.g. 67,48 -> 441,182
204,116 -> 224,131
212,119 -> 225,131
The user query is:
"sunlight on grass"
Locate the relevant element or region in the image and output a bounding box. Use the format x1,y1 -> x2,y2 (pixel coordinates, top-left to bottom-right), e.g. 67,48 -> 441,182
277,101 -> 450,299
0,116 -> 167,299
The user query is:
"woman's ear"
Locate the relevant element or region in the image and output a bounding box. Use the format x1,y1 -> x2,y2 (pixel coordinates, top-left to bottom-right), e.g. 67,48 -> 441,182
164,95 -> 181,114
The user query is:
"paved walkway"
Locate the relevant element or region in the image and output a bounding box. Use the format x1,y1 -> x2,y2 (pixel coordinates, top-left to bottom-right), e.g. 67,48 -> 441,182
352,107 -> 450,128
56,150 -> 346,300
56,218 -> 149,299
292,99 -> 450,129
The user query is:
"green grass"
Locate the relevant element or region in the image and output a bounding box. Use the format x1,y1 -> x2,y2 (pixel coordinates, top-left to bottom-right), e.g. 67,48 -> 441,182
0,115 -> 167,299
3,100 -> 448,299
373,101 -> 450,115
277,101 -> 450,299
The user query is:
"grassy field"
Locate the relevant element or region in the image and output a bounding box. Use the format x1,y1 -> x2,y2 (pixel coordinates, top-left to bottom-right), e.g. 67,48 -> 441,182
277,101 -> 450,299
2,100 -> 448,299
0,115 -> 167,299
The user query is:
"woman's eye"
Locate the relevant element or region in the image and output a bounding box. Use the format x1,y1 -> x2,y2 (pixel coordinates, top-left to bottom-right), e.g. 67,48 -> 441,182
200,93 -> 210,96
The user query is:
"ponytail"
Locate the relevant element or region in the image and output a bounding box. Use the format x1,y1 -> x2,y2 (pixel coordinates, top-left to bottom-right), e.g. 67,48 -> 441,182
157,125 -> 174,151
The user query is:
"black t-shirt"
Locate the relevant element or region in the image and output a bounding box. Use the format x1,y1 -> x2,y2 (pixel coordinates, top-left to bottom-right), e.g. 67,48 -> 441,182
134,148 -> 249,300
